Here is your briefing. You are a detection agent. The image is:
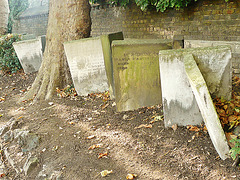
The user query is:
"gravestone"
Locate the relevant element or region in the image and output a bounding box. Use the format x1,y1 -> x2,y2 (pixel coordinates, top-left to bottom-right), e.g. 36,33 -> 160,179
159,46 -> 232,127
185,39 -> 240,74
40,35 -> 46,53
13,37 -> 44,74
100,32 -> 124,98
22,34 -> 36,40
63,37 -> 107,96
112,39 -> 173,112
184,53 -> 229,160
64,33 -> 124,96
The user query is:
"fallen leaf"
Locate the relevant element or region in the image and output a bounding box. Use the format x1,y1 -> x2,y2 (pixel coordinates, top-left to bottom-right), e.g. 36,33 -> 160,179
150,115 -> 163,124
0,173 -> 6,177
203,125 -> 207,132
223,105 -> 228,110
218,109 -> 226,117
88,144 -> 102,150
123,115 -> 128,120
100,170 -> 113,177
126,173 -> 137,179
154,115 -> 163,120
187,125 -> 200,132
98,152 -> 108,159
52,146 -> 59,151
134,124 -> 152,129
101,103 -> 109,109
172,124 -> 177,131
86,135 -> 95,139
225,132 -> 237,148
228,115 -> 238,122
68,121 -> 75,125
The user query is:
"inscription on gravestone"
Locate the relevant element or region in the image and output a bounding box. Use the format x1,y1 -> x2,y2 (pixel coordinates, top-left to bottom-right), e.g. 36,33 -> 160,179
64,37 -> 108,96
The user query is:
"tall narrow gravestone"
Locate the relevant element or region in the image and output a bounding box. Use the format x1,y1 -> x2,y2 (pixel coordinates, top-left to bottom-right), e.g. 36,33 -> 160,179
101,32 -> 124,98
13,36 -> 45,74
63,32 -> 124,96
112,39 -> 172,112
184,54 -> 229,160
159,46 -> 232,127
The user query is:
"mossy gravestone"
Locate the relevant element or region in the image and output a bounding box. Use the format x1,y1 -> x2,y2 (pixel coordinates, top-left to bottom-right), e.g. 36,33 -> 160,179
112,39 -> 172,112
101,32 -> 124,98
159,46 -> 232,127
64,33 -> 124,96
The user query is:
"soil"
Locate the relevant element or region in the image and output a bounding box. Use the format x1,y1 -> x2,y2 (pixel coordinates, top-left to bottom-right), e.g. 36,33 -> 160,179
0,72 -> 240,180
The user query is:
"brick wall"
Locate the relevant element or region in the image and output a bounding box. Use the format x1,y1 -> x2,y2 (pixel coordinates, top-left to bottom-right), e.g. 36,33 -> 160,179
91,0 -> 240,74
12,4 -> 48,37
14,0 -> 240,40
91,0 -> 240,41
13,13 -> 48,36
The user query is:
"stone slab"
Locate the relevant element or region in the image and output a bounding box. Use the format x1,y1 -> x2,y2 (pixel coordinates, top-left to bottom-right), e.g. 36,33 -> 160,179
100,32 -> 124,99
185,40 -> 240,54
13,37 -> 44,74
112,39 -> 173,112
159,46 -> 231,127
185,39 -> 240,75
22,34 -> 36,40
184,53 -> 230,160
63,36 -> 108,96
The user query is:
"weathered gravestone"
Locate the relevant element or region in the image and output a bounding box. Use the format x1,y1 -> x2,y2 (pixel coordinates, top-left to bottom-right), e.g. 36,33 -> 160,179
64,36 -> 107,96
159,46 -> 232,127
185,39 -> 240,74
112,39 -> 173,112
101,32 -> 124,98
13,36 -> 45,74
63,32 -> 124,96
184,53 -> 229,160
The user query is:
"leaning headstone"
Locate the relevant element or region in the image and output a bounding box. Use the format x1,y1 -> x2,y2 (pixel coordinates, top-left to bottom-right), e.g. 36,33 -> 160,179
159,46 -> 231,127
112,39 -> 172,112
64,37 -> 108,96
100,32 -> 124,99
184,53 -> 229,160
13,37 -> 44,74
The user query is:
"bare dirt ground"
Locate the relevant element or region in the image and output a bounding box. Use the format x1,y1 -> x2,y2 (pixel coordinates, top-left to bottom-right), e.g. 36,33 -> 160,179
0,72 -> 240,180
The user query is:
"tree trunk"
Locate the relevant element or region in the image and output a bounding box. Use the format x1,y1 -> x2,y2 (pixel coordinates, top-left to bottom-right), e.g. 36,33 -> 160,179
0,0 -> 9,34
21,0 -> 91,101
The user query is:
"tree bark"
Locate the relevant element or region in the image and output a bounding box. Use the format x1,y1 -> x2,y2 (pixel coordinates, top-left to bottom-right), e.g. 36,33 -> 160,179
0,0 -> 9,34
21,0 -> 91,101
